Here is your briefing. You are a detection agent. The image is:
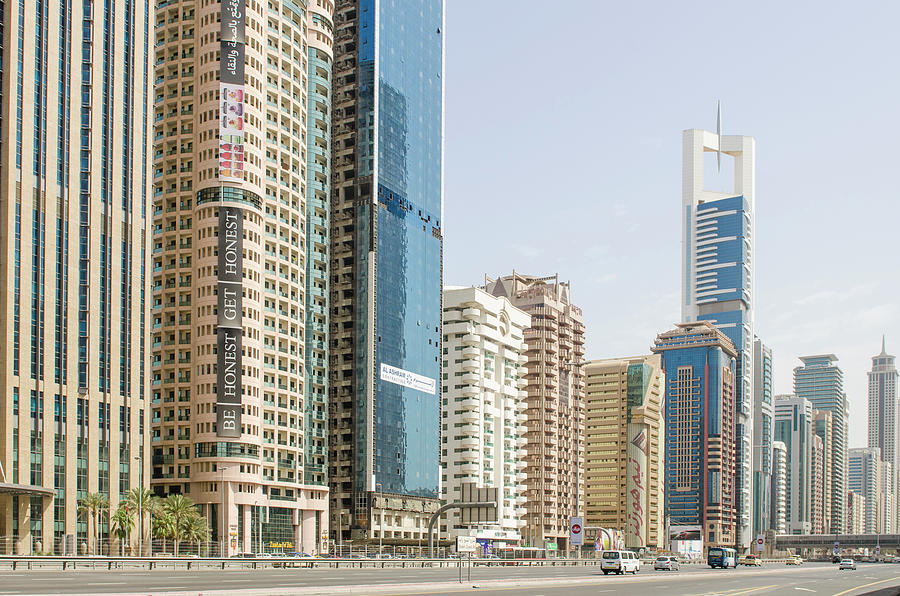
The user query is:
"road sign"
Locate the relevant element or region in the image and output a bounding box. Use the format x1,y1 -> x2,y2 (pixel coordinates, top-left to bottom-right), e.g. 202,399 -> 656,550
546,542 -> 558,551
456,536 -> 477,553
570,517 -> 584,547
755,534 -> 765,552
460,483 -> 498,524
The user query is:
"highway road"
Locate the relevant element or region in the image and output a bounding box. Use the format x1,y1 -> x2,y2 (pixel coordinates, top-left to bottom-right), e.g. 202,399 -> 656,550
0,561 -> 897,595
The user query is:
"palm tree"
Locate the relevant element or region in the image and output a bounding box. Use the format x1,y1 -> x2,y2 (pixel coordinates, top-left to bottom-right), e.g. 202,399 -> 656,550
126,488 -> 158,556
110,503 -> 135,556
162,494 -> 199,557
77,493 -> 109,555
182,514 -> 211,556
152,510 -> 176,556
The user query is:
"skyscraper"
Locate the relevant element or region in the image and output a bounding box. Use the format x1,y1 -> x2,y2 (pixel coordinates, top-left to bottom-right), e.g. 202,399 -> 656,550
652,321 -> 737,548
328,0 -> 445,546
868,338 -> 899,530
794,355 -> 848,533
752,338 -> 774,536
771,441 -> 787,533
811,434 -> 824,534
848,447 -> 883,534
150,0 -> 333,555
439,287 -> 530,548
682,124 -> 755,547
584,355 -> 665,550
813,410 -> 833,534
484,273 -> 586,550
846,490 -> 866,534
774,395 -> 813,534
0,0 -> 152,555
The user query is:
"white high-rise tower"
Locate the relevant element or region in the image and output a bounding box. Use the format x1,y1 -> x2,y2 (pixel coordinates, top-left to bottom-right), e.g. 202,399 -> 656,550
682,110 -> 756,548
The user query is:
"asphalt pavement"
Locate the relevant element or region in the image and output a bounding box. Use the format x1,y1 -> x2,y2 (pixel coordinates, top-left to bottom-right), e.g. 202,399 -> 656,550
0,561 -> 897,595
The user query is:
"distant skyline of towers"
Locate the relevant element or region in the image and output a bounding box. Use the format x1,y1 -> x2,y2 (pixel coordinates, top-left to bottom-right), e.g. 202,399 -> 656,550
484,273 -> 585,551
584,354 -> 665,550
653,321 -> 737,548
439,287 -> 530,547
794,355 -> 848,534
682,125 -> 755,547
328,0 -> 445,546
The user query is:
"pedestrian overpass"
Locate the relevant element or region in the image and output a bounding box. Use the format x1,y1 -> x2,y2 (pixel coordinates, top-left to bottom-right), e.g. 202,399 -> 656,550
775,533 -> 900,551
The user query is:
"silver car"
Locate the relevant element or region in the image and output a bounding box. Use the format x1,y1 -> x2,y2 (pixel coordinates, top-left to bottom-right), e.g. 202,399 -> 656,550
654,555 -> 680,571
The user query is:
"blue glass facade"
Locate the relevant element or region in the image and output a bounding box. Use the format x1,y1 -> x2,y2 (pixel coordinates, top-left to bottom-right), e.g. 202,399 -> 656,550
372,0 -> 442,498
692,194 -> 752,543
653,323 -> 737,546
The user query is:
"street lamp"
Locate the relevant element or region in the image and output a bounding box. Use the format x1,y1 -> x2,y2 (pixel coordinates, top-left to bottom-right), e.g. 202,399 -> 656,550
376,482 -> 383,556
563,360 -> 585,559
220,465 -> 231,557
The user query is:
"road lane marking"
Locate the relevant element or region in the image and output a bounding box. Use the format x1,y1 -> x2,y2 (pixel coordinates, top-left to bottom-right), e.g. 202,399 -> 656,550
87,582 -> 128,586
832,575 -> 900,596
794,588 -> 815,592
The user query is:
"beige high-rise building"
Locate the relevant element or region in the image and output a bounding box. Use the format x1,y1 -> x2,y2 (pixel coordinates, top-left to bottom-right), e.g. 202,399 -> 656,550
811,434 -> 824,534
584,355 -> 664,549
846,490 -> 866,534
0,0 -> 153,555
150,0 -> 333,555
484,273 -> 585,550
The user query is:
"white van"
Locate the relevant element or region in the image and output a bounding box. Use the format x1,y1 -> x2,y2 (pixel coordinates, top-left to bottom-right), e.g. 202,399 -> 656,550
601,550 -> 640,575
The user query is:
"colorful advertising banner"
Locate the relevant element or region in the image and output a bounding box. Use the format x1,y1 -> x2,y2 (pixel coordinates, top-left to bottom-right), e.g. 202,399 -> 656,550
219,0 -> 245,183
216,206 -> 243,438
219,83 -> 245,182
625,423 -> 648,548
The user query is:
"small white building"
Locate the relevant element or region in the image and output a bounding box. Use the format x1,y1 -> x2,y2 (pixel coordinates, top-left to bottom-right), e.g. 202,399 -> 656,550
440,286 -> 530,549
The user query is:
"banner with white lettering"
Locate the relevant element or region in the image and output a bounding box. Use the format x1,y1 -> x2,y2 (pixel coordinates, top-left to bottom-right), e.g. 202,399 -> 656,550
216,327 -> 242,438
217,206 -> 243,438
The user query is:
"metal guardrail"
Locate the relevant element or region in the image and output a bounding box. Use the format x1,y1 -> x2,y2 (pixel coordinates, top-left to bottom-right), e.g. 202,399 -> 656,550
0,556 -> 802,572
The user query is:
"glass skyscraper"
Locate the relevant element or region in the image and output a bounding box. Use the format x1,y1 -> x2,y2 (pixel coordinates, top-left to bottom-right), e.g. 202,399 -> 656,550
652,321 -> 738,549
329,0 -> 444,545
752,338 -> 774,537
0,0 -> 152,554
682,127 -> 755,547
794,354 -> 848,534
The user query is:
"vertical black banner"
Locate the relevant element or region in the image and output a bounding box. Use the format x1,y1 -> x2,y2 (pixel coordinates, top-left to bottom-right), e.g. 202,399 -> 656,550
217,206 -> 243,438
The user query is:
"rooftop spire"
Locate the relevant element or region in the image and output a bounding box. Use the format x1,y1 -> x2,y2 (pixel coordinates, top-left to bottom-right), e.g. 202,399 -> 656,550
882,334 -> 888,356
716,101 -> 722,172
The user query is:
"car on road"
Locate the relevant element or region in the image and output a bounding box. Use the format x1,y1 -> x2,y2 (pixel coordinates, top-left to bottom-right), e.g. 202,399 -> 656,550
654,556 -> 679,571
892,556 -> 900,564
601,550 -> 640,575
839,559 -> 857,570
786,555 -> 803,565
739,554 -> 762,566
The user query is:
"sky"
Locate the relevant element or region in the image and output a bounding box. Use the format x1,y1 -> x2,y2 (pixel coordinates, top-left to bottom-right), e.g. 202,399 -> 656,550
442,0 -> 900,448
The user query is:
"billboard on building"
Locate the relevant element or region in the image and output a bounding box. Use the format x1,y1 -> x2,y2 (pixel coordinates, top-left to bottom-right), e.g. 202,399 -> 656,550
219,0 -> 245,183
216,206 -> 243,438
669,525 -> 703,558
626,424 -> 648,548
